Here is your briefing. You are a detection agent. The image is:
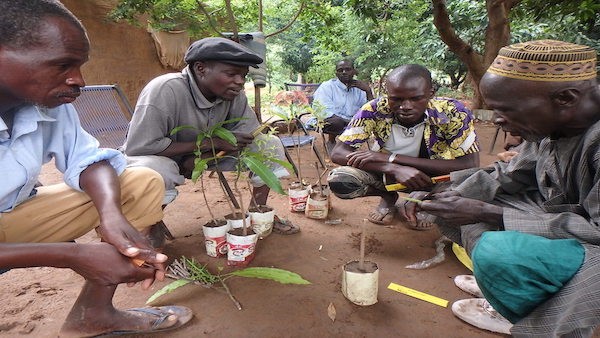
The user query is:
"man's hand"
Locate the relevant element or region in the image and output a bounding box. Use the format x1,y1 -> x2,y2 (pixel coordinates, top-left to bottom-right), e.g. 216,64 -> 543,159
71,242 -> 163,289
418,191 -> 504,227
347,79 -> 371,93
346,150 -> 388,168
397,190 -> 433,222
497,151 -> 518,163
207,132 -> 254,154
389,165 -> 432,191
95,215 -> 166,289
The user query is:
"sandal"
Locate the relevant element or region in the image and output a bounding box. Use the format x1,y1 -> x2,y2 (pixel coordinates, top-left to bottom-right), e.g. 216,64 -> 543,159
92,306 -> 193,337
405,219 -> 435,231
367,207 -> 396,225
272,215 -> 301,235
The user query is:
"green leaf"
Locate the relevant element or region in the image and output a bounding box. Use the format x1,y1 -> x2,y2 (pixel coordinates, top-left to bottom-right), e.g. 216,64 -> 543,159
196,133 -> 206,148
191,157 -> 215,182
170,125 -> 195,136
146,279 -> 190,304
269,105 -> 292,121
245,151 -> 295,174
213,127 -> 237,146
241,155 -> 286,195
209,117 -> 247,132
229,267 -> 311,285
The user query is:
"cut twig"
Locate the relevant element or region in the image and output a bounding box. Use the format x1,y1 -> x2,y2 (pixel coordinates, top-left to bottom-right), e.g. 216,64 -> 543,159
359,220 -> 366,271
220,280 -> 243,311
315,162 -> 325,197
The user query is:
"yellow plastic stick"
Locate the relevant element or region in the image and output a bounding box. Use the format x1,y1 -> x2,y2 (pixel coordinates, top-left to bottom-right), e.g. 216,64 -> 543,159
387,282 -> 449,307
385,174 -> 451,192
452,243 -> 474,271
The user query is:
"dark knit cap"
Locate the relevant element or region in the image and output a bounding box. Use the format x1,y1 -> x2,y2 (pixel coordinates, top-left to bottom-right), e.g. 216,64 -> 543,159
184,37 -> 263,68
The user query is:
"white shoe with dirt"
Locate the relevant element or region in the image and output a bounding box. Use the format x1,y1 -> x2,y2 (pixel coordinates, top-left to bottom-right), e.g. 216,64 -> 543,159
454,274 -> 484,298
452,298 -> 513,335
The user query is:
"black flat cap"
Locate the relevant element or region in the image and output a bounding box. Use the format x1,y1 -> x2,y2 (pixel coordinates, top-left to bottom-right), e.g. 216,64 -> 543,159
184,37 -> 263,68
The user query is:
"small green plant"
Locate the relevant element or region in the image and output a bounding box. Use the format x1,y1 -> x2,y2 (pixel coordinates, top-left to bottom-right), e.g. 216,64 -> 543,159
269,92 -> 311,186
170,118 -> 244,223
304,101 -> 330,162
171,118 -> 293,225
148,256 -> 311,310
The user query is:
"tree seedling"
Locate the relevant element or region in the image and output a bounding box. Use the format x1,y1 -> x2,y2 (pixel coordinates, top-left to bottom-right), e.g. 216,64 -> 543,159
147,256 -> 311,310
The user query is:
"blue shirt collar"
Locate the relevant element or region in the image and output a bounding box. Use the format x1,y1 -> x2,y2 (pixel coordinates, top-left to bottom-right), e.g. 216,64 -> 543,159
332,78 -> 350,90
1,105 -> 56,141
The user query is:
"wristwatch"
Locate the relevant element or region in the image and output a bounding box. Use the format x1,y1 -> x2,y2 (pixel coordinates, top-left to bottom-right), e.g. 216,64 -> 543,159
388,153 -> 397,163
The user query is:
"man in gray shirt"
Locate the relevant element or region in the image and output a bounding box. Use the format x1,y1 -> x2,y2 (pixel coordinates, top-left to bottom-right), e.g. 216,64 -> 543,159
124,37 -> 299,234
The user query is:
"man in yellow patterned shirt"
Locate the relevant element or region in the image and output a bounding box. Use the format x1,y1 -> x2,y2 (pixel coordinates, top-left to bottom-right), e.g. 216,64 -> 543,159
329,64 -> 479,228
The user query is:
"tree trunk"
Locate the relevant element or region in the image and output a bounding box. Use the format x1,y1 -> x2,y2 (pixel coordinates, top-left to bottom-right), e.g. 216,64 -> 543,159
483,0 -> 518,67
431,0 -> 518,108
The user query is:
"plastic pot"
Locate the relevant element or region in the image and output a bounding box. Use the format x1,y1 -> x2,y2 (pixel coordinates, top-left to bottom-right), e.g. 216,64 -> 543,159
305,185 -> 330,219
341,260 -> 379,306
202,219 -> 229,258
226,228 -> 258,266
248,205 -> 275,239
289,181 -> 310,212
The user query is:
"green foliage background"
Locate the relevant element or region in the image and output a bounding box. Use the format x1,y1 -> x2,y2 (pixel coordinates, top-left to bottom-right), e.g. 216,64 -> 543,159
110,0 -> 600,97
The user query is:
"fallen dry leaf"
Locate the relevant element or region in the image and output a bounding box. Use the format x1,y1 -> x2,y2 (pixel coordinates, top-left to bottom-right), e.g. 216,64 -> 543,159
327,302 -> 336,322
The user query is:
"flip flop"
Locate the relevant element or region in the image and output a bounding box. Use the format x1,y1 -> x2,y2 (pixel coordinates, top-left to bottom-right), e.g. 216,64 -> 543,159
272,215 -> 301,235
405,219 -> 435,231
367,207 -> 396,225
93,306 -> 193,337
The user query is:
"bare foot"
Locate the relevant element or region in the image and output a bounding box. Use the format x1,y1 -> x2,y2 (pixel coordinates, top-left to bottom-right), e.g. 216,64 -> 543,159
59,305 -> 192,337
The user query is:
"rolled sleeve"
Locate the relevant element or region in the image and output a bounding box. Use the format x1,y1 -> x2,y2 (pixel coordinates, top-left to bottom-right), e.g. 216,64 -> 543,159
63,148 -> 126,191
52,105 -> 127,191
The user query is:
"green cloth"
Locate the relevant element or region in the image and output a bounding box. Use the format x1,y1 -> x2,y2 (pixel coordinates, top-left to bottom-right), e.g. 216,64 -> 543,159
472,231 -> 585,323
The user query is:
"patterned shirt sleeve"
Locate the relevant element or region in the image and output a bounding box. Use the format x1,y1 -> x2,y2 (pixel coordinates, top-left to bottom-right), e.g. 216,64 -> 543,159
338,99 -> 380,149
426,98 -> 479,159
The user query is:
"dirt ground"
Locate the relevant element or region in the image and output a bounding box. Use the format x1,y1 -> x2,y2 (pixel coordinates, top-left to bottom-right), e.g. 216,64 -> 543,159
1,122 -> 598,337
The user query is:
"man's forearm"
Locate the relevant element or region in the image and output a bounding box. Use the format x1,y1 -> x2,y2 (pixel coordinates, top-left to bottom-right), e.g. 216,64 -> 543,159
0,243 -> 77,270
391,153 -> 479,176
79,161 -> 123,223
156,141 -> 197,157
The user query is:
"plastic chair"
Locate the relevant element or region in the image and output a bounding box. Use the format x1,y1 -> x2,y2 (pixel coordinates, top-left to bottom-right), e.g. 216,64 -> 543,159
271,115 -> 327,178
488,125 -> 505,154
72,85 -> 132,149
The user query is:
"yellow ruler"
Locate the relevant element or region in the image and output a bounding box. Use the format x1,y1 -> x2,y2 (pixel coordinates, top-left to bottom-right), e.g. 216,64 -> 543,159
387,282 -> 449,307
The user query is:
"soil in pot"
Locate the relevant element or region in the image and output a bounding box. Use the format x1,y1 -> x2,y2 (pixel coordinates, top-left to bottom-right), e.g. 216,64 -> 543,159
224,212 -> 251,229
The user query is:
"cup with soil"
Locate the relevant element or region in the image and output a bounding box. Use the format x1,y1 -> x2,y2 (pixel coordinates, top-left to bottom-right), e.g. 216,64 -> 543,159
305,184 -> 330,219
289,181 -> 310,212
226,227 -> 259,266
202,218 -> 229,258
225,212 -> 251,230
341,222 -> 379,306
248,205 -> 275,239
342,260 -> 379,306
